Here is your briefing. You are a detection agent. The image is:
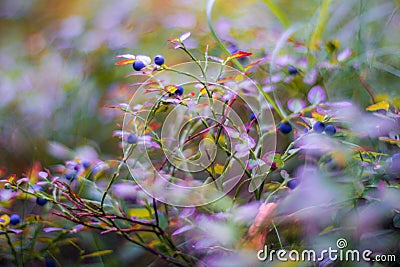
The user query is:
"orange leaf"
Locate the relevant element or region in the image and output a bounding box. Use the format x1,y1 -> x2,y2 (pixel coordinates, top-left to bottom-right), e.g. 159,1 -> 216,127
243,202 -> 277,250
244,58 -> 264,72
115,59 -> 135,66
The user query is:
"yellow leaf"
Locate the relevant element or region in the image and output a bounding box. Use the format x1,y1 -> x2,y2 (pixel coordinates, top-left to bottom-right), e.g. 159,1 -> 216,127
199,88 -> 207,96
147,239 -> 162,248
165,85 -> 178,94
0,214 -> 10,226
234,74 -> 245,82
311,112 -> 325,122
127,207 -> 153,219
366,101 -> 389,112
208,164 -> 224,175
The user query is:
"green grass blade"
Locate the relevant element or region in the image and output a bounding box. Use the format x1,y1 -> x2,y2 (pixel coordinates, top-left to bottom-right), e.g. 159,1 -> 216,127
261,0 -> 290,29
309,0 -> 332,51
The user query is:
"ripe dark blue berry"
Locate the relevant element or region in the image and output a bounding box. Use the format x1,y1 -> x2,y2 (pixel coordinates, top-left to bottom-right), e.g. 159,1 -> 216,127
313,121 -> 325,133
250,112 -> 256,121
45,258 -> 57,267
36,197 -> 48,206
154,55 -> 165,66
278,122 -> 292,134
175,86 -> 184,96
288,65 -> 299,75
65,171 -> 76,181
82,160 -> 91,168
324,125 -> 336,136
127,133 -> 138,144
132,60 -> 145,71
287,179 -> 298,189
10,214 -> 21,225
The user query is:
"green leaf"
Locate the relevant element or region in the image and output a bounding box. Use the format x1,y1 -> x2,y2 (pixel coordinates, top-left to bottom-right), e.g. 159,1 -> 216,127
81,250 -> 113,259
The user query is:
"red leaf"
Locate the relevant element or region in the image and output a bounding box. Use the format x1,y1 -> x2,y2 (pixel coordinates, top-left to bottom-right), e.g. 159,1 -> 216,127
229,50 -> 252,60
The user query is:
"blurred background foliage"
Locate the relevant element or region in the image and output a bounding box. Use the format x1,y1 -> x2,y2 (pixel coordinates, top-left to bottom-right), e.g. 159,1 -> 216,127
1,1 -> 400,266
0,0 -> 399,181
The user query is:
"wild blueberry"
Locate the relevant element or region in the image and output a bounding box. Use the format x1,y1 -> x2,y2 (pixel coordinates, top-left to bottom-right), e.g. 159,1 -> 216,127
65,171 -> 77,181
278,122 -> 292,134
132,60 -> 145,71
175,86 -> 184,96
288,66 -> 299,75
73,164 -> 80,172
10,214 -> 21,225
45,258 -> 57,267
287,179 -> 298,189
313,121 -> 325,133
324,125 -> 336,136
127,133 -> 138,144
250,112 -> 256,121
154,55 -> 165,66
82,160 -> 91,168
36,197 -> 48,206
4,183 -> 11,190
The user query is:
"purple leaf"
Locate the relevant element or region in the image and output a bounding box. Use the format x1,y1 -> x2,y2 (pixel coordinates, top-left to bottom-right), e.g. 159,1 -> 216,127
8,229 -> 23,234
179,207 -> 195,218
337,48 -> 352,62
307,85 -> 326,105
179,32 -> 191,42
172,224 -> 196,236
43,227 -> 64,233
287,98 -> 306,113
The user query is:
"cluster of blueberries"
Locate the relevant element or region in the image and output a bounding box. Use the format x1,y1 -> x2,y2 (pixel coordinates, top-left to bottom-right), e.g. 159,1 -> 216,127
278,121 -> 336,136
131,54 -> 185,97
132,54 -> 165,71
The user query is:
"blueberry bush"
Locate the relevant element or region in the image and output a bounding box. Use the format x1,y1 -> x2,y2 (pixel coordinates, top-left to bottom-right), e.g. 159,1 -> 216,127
1,0 -> 400,266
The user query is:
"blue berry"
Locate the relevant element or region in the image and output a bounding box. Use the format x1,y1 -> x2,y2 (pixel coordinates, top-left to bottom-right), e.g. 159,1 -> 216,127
288,66 -> 299,75
313,121 -> 325,133
45,258 -> 57,267
65,171 -> 76,181
82,160 -> 91,168
73,164 -> 80,172
175,86 -> 184,96
278,122 -> 292,134
36,197 -> 48,206
250,112 -> 256,121
127,133 -> 138,144
154,55 -> 165,66
324,125 -> 336,136
287,179 -> 298,189
132,60 -> 145,71
9,214 -> 21,225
